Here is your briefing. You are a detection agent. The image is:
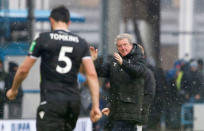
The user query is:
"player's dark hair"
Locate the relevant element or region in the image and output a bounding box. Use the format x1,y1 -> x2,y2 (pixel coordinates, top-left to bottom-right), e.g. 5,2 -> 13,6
50,6 -> 70,23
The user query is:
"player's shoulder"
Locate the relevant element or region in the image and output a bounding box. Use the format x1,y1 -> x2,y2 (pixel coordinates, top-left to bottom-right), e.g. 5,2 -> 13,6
33,32 -> 50,41
68,31 -> 86,42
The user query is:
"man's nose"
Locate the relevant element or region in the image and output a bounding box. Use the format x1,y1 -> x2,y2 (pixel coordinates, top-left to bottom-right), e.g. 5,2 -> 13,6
121,45 -> 126,49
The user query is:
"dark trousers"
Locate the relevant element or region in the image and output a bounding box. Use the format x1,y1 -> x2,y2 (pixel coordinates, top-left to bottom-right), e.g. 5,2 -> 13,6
0,104 -> 4,118
112,120 -> 137,131
8,103 -> 22,119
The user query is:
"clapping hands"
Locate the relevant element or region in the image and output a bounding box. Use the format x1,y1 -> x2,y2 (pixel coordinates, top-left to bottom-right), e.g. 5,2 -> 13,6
114,52 -> 123,65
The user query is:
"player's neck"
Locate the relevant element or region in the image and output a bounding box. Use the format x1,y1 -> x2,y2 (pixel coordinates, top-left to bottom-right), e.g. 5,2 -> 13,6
52,22 -> 69,32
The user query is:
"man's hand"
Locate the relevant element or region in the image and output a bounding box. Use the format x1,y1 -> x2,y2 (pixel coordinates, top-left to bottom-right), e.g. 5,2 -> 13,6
114,52 -> 123,65
102,108 -> 110,116
6,89 -> 18,100
90,107 -> 102,123
89,46 -> 98,61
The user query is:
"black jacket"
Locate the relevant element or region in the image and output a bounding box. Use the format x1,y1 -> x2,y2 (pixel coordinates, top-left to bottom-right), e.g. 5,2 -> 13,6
95,44 -> 146,123
181,69 -> 204,98
141,67 -> 155,125
0,71 -> 7,104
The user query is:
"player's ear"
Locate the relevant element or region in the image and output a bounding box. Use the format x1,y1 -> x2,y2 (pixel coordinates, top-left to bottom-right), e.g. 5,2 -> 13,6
49,17 -> 55,24
68,21 -> 71,26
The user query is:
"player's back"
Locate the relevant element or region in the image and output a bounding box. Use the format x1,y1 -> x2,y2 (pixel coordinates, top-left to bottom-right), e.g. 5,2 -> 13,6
29,30 -> 90,101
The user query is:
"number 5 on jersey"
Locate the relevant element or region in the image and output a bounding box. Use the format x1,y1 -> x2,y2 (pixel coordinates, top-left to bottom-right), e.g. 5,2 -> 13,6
56,46 -> 73,74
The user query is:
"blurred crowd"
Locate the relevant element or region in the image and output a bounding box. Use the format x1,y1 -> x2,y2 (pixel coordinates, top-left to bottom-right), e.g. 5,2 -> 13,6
0,60 -> 24,119
164,58 -> 204,130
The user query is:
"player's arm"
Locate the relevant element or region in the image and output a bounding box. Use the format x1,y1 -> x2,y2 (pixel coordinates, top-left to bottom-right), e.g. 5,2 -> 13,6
82,58 -> 99,108
82,58 -> 102,122
6,56 -> 36,100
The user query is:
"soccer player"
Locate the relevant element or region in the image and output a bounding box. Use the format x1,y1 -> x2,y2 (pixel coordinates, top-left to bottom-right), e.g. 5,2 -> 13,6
6,6 -> 102,131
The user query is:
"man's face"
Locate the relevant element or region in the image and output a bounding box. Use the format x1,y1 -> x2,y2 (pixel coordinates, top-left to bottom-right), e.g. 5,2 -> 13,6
116,38 -> 133,57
